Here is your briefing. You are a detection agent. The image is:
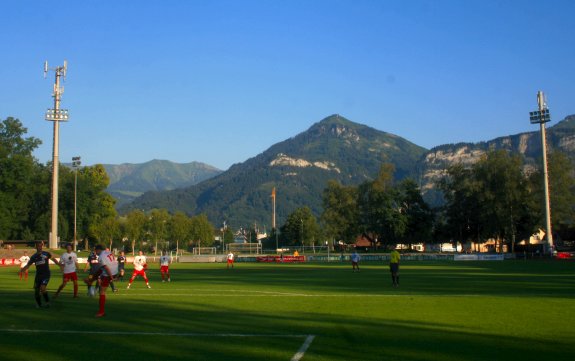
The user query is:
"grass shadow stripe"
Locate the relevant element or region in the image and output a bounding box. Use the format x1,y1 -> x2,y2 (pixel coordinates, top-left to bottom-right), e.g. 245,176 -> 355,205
0,329 -> 311,338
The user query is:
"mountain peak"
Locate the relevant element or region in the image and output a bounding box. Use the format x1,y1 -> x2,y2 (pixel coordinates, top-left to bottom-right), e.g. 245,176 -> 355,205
315,114 -> 369,130
318,114 -> 354,125
307,114 -> 369,142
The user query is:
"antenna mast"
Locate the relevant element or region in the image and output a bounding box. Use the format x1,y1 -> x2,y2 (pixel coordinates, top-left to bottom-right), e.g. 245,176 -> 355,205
44,60 -> 70,249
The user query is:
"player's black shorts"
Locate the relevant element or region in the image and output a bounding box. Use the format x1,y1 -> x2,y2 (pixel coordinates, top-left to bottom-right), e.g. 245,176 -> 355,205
34,276 -> 50,288
390,263 -> 399,273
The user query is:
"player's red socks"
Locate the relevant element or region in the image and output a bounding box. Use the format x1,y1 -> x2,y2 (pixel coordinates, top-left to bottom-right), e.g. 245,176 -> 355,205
73,284 -> 78,297
99,294 -> 106,314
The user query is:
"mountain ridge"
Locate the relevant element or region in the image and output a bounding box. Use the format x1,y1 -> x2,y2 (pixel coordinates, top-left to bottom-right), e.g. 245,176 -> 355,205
121,114 -> 428,227
102,159 -> 222,207
419,114 -> 575,204
120,114 -> 575,227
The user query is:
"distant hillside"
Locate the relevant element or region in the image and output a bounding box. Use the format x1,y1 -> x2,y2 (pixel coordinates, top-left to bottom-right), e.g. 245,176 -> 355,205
121,114 -> 575,226
102,160 -> 222,207
122,115 -> 428,228
418,114 -> 575,205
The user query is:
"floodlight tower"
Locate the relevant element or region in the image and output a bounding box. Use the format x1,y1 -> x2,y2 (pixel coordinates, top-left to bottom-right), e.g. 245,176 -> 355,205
44,60 -> 69,249
529,91 -> 553,253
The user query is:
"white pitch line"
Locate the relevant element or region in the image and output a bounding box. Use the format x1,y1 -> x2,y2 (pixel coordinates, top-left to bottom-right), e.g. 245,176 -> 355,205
114,293 -> 403,297
0,286 -> 501,298
291,335 -> 316,361
113,292 -> 476,298
102,288 -> 486,298
0,329 -> 310,338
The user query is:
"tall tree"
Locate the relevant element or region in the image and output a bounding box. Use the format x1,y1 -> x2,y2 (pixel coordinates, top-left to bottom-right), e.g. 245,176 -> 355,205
528,151 -> 575,235
440,150 -> 536,252
321,180 -> 358,243
124,209 -> 147,254
280,206 -> 320,248
77,164 -> 117,247
397,178 -> 433,247
189,214 -> 215,249
147,208 -> 170,252
357,164 -> 407,246
169,212 -> 191,251
0,117 -> 45,240
90,217 -> 120,249
474,151 -> 533,250
438,164 -> 482,245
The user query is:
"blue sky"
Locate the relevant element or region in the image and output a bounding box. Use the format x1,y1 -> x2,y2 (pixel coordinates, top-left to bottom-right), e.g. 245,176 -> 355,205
1,0 -> 573,170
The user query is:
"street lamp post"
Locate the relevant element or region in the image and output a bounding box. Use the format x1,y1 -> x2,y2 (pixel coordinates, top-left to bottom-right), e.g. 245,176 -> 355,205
221,221 -> 227,254
271,187 -> 277,253
300,219 -> 304,253
529,91 -> 553,254
72,156 -> 81,251
44,60 -> 69,250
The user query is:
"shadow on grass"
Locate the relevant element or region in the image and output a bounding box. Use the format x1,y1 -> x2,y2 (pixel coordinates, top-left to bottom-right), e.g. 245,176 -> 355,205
0,284 -> 574,361
0,261 -> 574,360
164,260 -> 575,299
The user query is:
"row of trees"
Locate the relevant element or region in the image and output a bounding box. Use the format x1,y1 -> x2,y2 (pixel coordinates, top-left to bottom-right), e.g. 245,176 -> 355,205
437,150 -> 574,251
319,164 -> 432,248
3,117 -> 573,253
0,117 -> 115,242
275,164 -> 433,249
0,117 -> 222,253
318,150 -> 574,251
94,209 -> 217,254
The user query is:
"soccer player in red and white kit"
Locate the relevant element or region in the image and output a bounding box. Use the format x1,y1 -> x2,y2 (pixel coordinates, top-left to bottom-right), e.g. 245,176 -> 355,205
159,252 -> 171,282
54,243 -> 79,298
227,252 -> 234,269
18,251 -> 30,281
90,244 -> 118,317
127,250 -> 151,289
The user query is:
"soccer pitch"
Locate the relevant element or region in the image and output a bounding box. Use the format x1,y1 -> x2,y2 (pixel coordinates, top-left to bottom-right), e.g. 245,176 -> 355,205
0,260 -> 573,361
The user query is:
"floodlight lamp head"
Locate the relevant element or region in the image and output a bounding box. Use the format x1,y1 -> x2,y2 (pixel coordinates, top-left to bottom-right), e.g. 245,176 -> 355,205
43,61 -> 48,78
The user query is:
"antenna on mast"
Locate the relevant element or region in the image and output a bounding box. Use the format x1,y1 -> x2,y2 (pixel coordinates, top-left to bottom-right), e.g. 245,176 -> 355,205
43,61 -> 48,79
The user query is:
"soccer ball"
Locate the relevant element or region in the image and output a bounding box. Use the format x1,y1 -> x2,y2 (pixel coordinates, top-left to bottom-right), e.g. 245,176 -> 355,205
88,286 -> 96,297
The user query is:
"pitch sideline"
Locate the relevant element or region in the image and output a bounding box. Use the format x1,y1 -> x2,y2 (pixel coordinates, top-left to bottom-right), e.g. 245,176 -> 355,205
0,329 -> 316,360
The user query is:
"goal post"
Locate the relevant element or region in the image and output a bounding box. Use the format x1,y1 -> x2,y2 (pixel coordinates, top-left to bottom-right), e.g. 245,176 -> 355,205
226,243 -> 262,254
192,247 -> 217,255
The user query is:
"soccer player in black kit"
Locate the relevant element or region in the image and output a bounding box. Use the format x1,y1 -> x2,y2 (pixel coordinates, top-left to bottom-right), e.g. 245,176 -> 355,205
84,247 -> 101,295
19,242 -> 61,308
117,251 -> 126,281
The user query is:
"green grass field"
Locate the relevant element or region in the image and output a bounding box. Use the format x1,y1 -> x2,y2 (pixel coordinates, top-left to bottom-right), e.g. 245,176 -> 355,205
0,260 -> 574,361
